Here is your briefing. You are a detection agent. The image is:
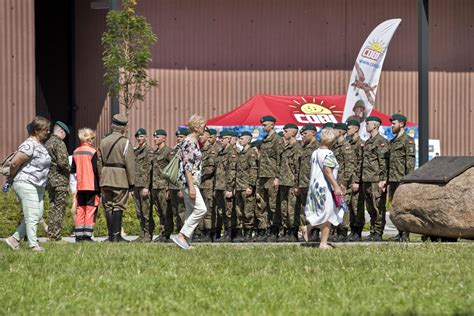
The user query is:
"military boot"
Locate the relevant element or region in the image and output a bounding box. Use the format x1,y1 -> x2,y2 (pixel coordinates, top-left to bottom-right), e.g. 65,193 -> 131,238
233,229 -> 245,243
200,229 -> 212,243
266,226 -> 278,243
243,229 -> 253,242
308,228 -> 320,242
366,232 -> 383,242
222,228 -> 233,242
348,227 -> 362,242
143,232 -> 152,243
214,229 -> 222,242
153,232 -> 168,243
400,231 -> 410,242
112,210 -> 129,243
388,231 -> 402,242
278,229 -> 289,242
333,227 -> 348,242
104,211 -> 114,242
254,229 -> 267,242
287,227 -> 298,242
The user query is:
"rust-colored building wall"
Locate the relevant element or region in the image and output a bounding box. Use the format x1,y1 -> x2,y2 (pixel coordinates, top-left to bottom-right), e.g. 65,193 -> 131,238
0,0 -> 36,161
73,0 -> 473,155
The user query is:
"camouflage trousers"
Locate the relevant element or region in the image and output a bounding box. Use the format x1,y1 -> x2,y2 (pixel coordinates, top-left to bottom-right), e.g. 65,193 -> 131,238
47,186 -> 69,240
363,182 -> 387,235
198,188 -> 214,231
214,190 -> 234,230
255,177 -> 278,230
279,185 -> 298,229
152,188 -> 173,237
349,185 -> 365,230
296,187 -> 308,226
168,189 -> 185,232
133,188 -> 153,238
235,190 -> 256,229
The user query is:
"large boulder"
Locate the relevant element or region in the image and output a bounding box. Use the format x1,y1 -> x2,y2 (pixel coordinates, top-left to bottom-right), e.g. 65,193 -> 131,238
390,167 -> 474,239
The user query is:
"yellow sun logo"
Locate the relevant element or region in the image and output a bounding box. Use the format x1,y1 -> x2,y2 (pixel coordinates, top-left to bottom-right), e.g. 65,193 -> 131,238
300,103 -> 332,115
287,97 -> 343,120
369,40 -> 385,53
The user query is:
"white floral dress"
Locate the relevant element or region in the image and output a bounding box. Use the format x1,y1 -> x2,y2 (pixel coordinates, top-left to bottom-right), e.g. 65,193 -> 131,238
304,148 -> 344,226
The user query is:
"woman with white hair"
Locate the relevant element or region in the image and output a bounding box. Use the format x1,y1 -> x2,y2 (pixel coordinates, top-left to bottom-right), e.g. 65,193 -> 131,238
171,115 -> 208,250
304,128 -> 344,250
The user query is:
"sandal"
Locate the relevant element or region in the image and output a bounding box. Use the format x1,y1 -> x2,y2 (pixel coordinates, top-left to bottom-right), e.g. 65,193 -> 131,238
319,243 -> 334,250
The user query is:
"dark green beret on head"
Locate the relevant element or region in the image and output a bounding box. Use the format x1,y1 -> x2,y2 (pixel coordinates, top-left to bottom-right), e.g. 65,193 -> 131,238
334,123 -> 348,131
176,127 -> 189,136
300,124 -> 317,132
55,121 -> 70,134
240,131 -> 252,137
153,129 -> 167,137
322,122 -> 334,129
260,115 -> 276,123
135,128 -> 147,137
220,130 -> 233,137
112,114 -> 128,126
346,120 -> 360,128
390,114 -> 407,123
366,116 -> 382,124
209,128 -> 217,135
283,123 -> 298,130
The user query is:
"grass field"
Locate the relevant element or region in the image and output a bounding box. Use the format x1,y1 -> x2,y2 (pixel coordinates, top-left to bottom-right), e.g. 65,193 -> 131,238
1,242 -> 473,315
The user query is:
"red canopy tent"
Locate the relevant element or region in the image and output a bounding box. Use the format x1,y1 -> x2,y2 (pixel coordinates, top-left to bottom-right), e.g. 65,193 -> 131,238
207,94 -> 415,127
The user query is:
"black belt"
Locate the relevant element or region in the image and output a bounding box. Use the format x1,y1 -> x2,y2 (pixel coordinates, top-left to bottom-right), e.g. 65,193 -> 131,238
104,163 -> 126,169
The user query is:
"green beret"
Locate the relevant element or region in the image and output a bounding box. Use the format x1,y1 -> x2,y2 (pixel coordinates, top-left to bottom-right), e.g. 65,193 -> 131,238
251,140 -> 262,148
153,129 -> 167,137
240,131 -> 252,137
112,114 -> 128,126
334,123 -> 348,131
135,128 -> 147,137
283,123 -> 298,130
260,115 -> 276,124
322,122 -> 334,129
353,100 -> 366,110
390,114 -> 407,123
208,128 -> 217,135
176,127 -> 189,136
220,130 -> 233,137
346,120 -> 360,128
300,124 -> 317,133
55,121 -> 70,134
277,131 -> 284,137
366,116 -> 382,124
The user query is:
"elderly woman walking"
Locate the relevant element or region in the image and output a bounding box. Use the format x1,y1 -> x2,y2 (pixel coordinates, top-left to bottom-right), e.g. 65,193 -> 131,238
171,115 -> 207,250
5,116 -> 52,251
304,128 -> 344,250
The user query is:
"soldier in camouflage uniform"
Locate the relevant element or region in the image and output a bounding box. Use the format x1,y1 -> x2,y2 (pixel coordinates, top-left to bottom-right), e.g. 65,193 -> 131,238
234,131 -> 259,242
387,114 -> 416,242
196,127 -> 217,242
361,116 -> 389,241
331,123 -> 356,242
168,127 -> 188,232
151,129 -> 175,242
296,124 -> 320,242
45,121 -> 70,241
255,116 -> 285,242
278,123 -> 302,242
132,128 -> 153,242
345,119 -> 366,241
214,130 -> 238,242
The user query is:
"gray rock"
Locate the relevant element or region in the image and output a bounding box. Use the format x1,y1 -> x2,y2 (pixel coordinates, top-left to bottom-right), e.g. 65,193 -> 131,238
390,167 -> 474,239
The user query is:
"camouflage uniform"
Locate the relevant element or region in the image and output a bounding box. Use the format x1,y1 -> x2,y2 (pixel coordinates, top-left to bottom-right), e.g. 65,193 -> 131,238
151,144 -> 174,240
331,138 -> 356,240
168,146 -> 185,232
133,143 -> 153,241
388,132 -> 416,240
234,145 -> 258,240
279,140 -> 302,241
256,132 -> 284,239
347,134 -> 366,240
361,133 -> 389,238
45,134 -> 70,240
198,143 -> 217,240
297,138 -> 320,228
214,144 -> 238,240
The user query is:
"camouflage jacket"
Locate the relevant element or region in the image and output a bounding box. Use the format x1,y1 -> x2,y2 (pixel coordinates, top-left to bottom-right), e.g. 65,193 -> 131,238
332,139 -> 356,187
235,145 -> 259,190
167,145 -> 180,190
361,133 -> 389,183
259,132 -> 285,178
200,143 -> 217,190
297,139 -> 319,188
279,140 -> 302,187
134,143 -> 153,188
45,134 -> 70,189
348,134 -> 364,184
152,144 -> 174,190
388,132 -> 416,182
214,144 -> 238,191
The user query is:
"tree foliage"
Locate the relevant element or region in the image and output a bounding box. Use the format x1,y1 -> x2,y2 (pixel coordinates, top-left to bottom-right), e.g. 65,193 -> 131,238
102,0 -> 157,124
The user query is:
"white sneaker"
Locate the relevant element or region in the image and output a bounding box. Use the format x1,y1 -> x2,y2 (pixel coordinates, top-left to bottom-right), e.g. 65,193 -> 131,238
5,236 -> 20,250
31,245 -> 45,252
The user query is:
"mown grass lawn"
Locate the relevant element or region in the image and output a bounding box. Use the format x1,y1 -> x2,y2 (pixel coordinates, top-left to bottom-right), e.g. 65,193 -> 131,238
1,242 -> 473,315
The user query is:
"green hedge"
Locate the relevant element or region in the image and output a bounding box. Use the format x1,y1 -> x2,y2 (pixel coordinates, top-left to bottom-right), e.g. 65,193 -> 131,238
0,190 -> 162,238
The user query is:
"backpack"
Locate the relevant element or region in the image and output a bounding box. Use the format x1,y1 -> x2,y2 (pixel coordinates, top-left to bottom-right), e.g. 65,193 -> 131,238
0,151 -> 19,178
162,152 -> 180,186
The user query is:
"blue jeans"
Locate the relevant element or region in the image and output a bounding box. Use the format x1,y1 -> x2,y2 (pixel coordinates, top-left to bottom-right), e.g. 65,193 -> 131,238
13,182 -> 45,248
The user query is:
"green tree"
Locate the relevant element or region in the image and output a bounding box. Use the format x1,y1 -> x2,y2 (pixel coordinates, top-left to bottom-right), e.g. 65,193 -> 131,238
102,0 -> 157,131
